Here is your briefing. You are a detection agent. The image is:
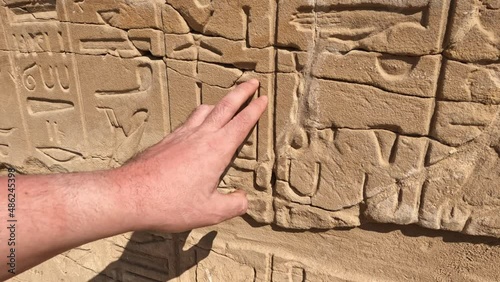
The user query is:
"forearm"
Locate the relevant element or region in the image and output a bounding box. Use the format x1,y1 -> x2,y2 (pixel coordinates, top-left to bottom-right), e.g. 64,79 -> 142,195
0,79 -> 263,280
0,168 -> 134,279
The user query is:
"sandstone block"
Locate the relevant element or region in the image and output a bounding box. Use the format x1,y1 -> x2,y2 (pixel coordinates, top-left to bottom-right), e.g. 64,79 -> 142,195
277,0 -> 450,55
313,51 -> 442,98
445,0 -> 500,62
441,59 -> 500,104
166,0 -> 275,48
312,79 -> 434,136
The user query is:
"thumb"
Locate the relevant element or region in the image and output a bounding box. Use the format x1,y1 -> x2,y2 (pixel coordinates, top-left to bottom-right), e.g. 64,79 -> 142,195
210,189 -> 248,223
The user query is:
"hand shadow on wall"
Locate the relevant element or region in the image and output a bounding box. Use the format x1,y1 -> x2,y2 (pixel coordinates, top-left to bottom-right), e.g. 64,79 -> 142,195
89,230 -> 217,282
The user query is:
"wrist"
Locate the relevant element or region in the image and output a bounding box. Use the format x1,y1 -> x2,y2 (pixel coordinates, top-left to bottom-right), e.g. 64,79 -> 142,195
56,168 -> 139,238
107,164 -> 148,232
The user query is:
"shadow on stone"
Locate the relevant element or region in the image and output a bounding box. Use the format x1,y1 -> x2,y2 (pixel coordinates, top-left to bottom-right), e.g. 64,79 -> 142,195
89,230 -> 217,281
359,223 -> 500,245
243,213 -> 500,245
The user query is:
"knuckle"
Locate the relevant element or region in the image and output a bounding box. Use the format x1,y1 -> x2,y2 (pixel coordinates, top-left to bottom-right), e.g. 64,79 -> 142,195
217,99 -> 234,113
211,214 -> 225,225
204,108 -> 225,129
195,104 -> 210,112
237,112 -> 254,129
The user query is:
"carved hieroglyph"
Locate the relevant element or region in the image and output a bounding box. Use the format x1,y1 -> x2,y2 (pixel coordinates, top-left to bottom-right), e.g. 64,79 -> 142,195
0,0 -> 500,239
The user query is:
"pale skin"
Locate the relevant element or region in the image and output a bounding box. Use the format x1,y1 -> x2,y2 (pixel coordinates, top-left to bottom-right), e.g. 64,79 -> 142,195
0,79 -> 267,280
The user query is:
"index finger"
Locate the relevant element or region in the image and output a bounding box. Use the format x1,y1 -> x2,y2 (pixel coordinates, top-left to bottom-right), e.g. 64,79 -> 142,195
221,95 -> 268,152
201,79 -> 260,130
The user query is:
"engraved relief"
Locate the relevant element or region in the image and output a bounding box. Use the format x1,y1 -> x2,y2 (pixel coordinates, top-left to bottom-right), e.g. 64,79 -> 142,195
5,21 -> 67,53
3,0 -> 58,22
0,0 -> 69,54
166,0 -> 276,48
278,0 -> 450,55
1,0 -> 500,240
91,230 -> 357,282
128,28 -> 165,57
0,51 -> 28,167
0,128 -> 14,157
312,79 -> 434,135
68,24 -> 141,57
313,51 -> 441,98
5,1 -> 500,281
431,102 -> 499,146
14,53 -> 86,170
76,55 -> 168,166
182,232 -> 345,282
441,59 -> 500,104
61,0 -> 162,29
36,147 -> 82,162
274,0 -> 500,237
164,34 -> 275,72
445,0 -> 500,62
22,62 -> 70,92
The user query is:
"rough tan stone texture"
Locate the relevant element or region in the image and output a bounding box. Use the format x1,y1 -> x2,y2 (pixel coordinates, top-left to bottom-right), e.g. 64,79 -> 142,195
10,218 -> 500,281
1,0 -> 499,280
445,0 -> 500,62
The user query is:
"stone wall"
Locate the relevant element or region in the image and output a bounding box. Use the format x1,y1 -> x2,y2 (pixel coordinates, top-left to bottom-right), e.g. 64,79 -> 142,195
1,0 -> 499,281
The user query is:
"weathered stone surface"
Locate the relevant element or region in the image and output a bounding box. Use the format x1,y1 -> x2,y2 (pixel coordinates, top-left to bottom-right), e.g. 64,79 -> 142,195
75,55 -> 169,166
313,51 -> 441,98
312,79 -> 435,135
0,51 -> 28,170
277,0 -> 450,55
1,0 -> 500,280
431,101 -> 498,146
166,0 -> 276,48
441,59 -> 500,104
61,0 -> 162,29
128,28 -> 166,57
445,0 -> 500,62
11,218 -> 500,281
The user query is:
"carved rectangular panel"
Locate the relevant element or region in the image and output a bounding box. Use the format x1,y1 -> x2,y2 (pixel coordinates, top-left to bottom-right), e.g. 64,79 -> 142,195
165,0 -> 276,48
312,51 -> 442,98
13,52 -> 88,171
67,24 -> 141,58
277,0 -> 450,55
60,0 -> 162,29
440,59 -> 500,104
76,55 -> 169,166
0,5 -> 69,53
2,0 -> 60,23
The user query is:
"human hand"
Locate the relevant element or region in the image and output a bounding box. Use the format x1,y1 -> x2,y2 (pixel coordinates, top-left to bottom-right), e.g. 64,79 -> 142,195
113,79 -> 267,233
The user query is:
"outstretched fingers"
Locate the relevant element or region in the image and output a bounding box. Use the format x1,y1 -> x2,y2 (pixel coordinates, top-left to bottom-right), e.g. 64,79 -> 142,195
182,104 -> 215,129
202,79 -> 260,130
222,95 -> 268,152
